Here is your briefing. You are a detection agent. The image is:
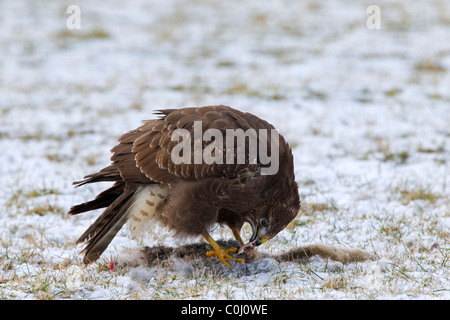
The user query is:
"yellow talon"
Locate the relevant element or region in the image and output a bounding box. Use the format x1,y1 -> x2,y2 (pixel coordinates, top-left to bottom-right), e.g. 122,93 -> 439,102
203,233 -> 245,267
206,247 -> 236,257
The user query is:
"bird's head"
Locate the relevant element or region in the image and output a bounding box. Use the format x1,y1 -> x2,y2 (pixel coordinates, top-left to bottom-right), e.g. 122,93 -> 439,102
240,197 -> 300,254
251,205 -> 298,245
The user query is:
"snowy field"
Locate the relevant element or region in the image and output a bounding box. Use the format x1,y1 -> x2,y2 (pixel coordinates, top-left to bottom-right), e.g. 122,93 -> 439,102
0,0 -> 449,299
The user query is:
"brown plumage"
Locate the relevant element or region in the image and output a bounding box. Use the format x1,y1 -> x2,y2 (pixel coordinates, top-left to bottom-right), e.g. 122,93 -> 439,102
69,105 -> 300,266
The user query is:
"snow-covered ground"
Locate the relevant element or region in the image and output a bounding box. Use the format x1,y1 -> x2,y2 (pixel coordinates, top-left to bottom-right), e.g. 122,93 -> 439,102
0,0 -> 449,299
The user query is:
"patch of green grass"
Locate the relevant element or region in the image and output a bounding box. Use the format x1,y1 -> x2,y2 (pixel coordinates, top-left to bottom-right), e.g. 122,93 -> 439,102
304,89 -> 328,101
8,188 -> 60,207
417,145 -> 445,154
27,204 -> 65,217
83,155 -> 97,166
19,130 -> 45,142
54,28 -> 110,41
25,188 -> 59,199
322,274 -> 349,291
414,60 -> 446,73
362,136 -> 409,164
7,188 -> 64,218
288,216 -> 315,229
382,150 -> 409,164
302,179 -> 316,186
303,202 -> 338,215
396,186 -> 441,205
45,154 -> 64,162
385,88 -> 402,97
378,217 -> 406,241
170,84 -> 212,94
18,130 -> 71,142
0,131 -> 9,139
224,82 -> 286,101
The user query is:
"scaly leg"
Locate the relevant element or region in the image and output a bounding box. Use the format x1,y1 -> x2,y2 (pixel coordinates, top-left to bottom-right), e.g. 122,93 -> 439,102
202,232 -> 245,267
231,227 -> 245,245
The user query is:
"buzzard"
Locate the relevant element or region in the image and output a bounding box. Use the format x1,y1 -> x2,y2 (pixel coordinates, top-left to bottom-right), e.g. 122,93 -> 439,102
69,105 -> 300,266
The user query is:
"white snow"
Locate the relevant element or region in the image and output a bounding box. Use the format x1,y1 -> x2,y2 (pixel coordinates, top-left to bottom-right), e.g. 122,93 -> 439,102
0,0 -> 449,299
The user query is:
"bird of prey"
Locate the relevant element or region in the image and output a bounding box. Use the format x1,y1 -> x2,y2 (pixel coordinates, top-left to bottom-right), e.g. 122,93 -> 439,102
69,105 -> 300,266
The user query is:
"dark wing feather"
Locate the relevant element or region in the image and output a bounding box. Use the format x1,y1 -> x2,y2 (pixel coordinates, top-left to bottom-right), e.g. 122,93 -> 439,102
75,185 -> 137,264
68,181 -> 125,215
109,127 -> 154,184
72,165 -> 121,187
131,105 -> 278,184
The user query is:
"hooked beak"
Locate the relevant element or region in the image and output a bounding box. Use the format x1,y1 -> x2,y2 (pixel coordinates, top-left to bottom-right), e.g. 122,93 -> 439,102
237,222 -> 268,255
249,226 -> 268,246
249,221 -> 268,246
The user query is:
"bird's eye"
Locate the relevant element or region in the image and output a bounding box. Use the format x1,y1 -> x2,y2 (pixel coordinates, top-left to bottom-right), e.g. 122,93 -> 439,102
259,218 -> 269,228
